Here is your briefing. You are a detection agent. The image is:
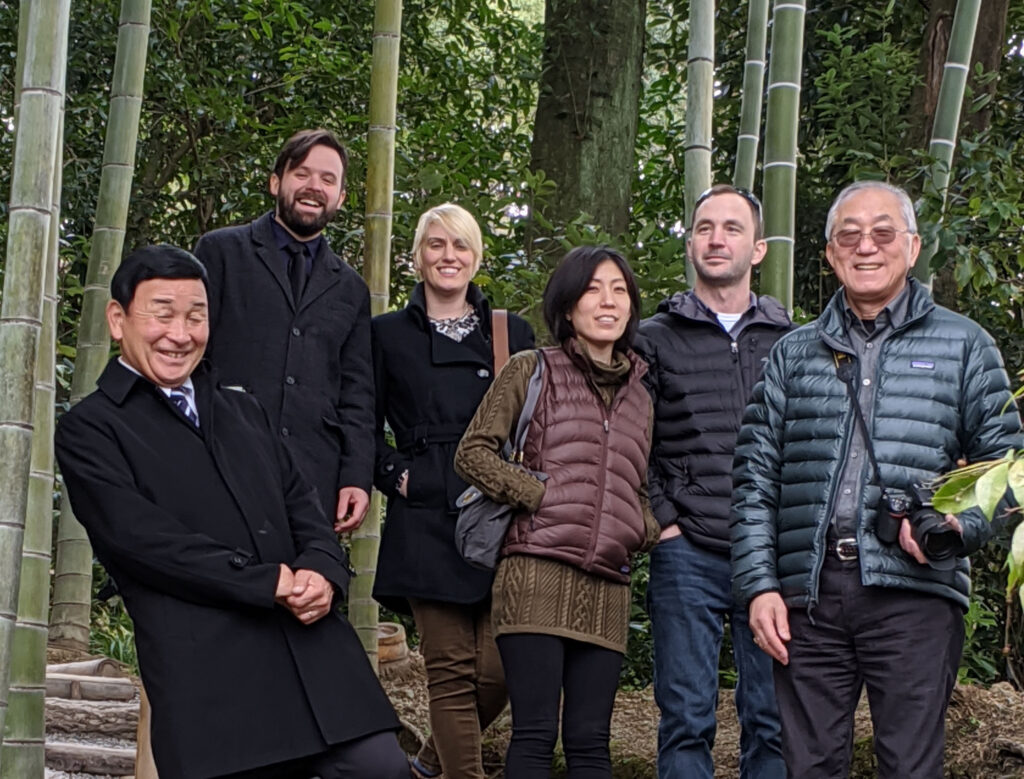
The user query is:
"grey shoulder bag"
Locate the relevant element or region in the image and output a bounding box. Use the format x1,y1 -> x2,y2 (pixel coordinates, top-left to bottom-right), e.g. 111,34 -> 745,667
454,354 -> 545,570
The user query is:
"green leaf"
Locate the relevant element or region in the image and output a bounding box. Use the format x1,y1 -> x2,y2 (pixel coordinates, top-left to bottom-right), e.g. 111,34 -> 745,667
975,461 -> 1011,521
1011,521 -> 1024,575
1008,459 -> 1024,506
931,471 -> 981,515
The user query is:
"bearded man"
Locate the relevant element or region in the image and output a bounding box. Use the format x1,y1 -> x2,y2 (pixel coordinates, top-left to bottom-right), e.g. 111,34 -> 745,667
635,185 -> 792,779
195,129 -> 373,532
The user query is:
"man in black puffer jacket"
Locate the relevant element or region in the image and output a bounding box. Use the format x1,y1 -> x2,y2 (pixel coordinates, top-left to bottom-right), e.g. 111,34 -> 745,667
635,185 -> 793,779
731,181 -> 1022,779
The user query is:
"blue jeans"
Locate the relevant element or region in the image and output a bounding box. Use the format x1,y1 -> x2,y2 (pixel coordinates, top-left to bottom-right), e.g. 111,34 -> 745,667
648,531 -> 784,779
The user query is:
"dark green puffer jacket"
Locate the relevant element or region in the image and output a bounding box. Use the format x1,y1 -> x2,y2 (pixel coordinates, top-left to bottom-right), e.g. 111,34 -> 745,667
730,279 -> 1022,612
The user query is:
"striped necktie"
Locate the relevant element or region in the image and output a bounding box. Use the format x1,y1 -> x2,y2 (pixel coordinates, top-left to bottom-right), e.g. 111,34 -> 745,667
169,390 -> 199,428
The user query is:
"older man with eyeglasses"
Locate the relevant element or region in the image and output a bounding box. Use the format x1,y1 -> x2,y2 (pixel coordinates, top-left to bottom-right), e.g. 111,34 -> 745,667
731,181 -> 1023,778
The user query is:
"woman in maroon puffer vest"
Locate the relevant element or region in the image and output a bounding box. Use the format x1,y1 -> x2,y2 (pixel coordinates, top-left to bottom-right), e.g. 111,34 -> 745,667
456,246 -> 659,778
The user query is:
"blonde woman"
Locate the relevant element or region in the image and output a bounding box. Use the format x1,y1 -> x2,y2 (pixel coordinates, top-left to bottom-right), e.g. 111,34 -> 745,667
372,203 -> 534,778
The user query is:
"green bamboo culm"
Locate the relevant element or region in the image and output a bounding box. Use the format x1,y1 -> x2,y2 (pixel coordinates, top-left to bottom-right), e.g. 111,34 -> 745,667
1,1 -> 63,771
683,0 -> 715,288
759,0 -> 806,311
1,108 -> 64,779
350,0 -> 404,668
733,0 -> 770,191
913,0 -> 982,286
49,0 -> 153,655
0,0 -> 71,754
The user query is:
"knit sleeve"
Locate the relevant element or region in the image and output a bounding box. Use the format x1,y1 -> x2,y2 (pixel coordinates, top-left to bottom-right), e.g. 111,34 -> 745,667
455,350 -> 546,512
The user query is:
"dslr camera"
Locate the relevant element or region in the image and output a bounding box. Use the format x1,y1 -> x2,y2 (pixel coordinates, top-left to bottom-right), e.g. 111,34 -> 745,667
876,484 -> 963,570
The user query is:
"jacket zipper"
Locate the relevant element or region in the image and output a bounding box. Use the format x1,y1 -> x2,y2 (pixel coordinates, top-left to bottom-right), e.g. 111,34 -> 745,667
584,407 -> 612,571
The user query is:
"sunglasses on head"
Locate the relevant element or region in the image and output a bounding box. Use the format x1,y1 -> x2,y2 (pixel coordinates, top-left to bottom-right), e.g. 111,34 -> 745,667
693,186 -> 763,220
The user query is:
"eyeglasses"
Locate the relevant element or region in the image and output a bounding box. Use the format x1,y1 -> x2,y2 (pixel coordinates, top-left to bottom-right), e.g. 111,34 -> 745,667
692,186 -> 762,220
831,226 -> 913,248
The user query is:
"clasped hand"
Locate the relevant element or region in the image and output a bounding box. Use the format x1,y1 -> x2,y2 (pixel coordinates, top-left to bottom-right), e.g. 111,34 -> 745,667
275,565 -> 333,624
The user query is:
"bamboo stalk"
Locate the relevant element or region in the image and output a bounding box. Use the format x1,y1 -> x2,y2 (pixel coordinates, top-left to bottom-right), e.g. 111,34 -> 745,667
2,107 -> 64,778
0,0 -> 71,751
50,0 -> 153,653
733,0 -> 770,191
913,0 -> 982,286
759,0 -> 806,310
350,0 -> 403,667
683,0 -> 715,288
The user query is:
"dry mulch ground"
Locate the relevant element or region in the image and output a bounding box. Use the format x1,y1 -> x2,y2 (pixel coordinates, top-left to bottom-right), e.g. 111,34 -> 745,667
381,652 -> 1024,778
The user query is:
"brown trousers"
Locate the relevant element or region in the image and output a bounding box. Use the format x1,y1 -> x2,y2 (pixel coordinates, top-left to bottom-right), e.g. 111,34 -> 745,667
410,598 -> 508,778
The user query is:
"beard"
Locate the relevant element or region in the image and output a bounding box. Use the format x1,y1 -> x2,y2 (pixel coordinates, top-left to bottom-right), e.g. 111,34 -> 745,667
275,189 -> 337,238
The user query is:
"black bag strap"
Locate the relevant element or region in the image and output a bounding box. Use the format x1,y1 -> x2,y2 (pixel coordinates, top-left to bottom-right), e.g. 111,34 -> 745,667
832,349 -> 881,484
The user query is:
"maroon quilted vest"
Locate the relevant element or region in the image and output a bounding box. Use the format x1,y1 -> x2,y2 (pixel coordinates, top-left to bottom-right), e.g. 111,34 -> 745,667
502,345 -> 650,583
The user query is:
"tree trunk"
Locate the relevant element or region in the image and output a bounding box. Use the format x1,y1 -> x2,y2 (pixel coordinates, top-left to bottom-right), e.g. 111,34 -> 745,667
530,0 -> 646,238
913,0 -> 981,287
965,0 -> 1009,134
350,0 -> 403,668
683,0 -> 714,288
49,0 -> 153,654
733,0 -> 770,192
0,0 -> 70,755
759,0 -> 806,310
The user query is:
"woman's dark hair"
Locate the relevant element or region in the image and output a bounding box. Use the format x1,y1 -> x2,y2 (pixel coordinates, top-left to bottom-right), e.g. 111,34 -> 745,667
542,246 -> 641,352
273,128 -> 349,192
110,244 -> 208,310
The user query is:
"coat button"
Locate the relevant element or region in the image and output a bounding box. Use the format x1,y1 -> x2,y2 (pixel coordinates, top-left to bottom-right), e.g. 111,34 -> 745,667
285,376 -> 296,385
291,327 -> 301,336
229,555 -> 246,568
477,368 -> 490,378
281,427 -> 290,437
384,463 -> 395,473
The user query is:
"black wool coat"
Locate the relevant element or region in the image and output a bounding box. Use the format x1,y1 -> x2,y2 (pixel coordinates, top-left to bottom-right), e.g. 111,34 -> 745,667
371,283 -> 534,612
194,211 -> 375,513
55,360 -> 399,779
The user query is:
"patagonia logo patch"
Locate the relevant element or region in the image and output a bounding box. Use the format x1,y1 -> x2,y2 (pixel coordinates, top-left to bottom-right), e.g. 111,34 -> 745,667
910,360 -> 935,370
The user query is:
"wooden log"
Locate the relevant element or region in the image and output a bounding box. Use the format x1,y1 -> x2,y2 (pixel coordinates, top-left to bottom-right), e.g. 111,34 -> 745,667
45,741 -> 135,775
46,673 -> 136,701
46,657 -> 124,677
45,698 -> 137,737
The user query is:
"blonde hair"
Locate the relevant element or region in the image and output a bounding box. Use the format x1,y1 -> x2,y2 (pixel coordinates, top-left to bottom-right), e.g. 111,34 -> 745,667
411,203 -> 484,276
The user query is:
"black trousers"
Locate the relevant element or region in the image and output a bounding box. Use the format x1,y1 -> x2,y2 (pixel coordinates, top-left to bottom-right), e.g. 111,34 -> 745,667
774,555 -> 964,779
214,730 -> 408,779
497,633 -> 623,779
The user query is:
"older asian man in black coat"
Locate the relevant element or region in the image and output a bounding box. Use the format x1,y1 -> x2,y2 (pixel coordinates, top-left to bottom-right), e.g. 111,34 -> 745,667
194,129 -> 374,532
55,245 -> 407,779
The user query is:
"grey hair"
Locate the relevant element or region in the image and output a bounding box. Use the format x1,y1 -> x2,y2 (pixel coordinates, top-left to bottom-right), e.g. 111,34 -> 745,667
824,181 -> 918,241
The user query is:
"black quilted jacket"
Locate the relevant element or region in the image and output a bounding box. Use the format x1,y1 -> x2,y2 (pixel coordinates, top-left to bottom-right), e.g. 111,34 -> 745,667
730,279 -> 1022,611
635,291 -> 793,552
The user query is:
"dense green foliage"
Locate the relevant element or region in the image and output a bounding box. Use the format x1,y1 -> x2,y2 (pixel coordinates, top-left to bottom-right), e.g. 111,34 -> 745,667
1,0 -> 1022,689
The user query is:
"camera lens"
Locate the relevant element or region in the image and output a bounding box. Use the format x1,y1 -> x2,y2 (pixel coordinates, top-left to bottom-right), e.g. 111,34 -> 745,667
910,508 -> 962,570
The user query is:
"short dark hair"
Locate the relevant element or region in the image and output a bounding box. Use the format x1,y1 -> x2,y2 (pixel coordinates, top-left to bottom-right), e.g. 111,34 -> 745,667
692,184 -> 764,240
542,246 -> 641,352
110,245 -> 208,310
272,129 -> 349,191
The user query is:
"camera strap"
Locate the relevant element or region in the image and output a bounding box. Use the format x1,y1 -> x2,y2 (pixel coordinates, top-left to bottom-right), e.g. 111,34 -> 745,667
832,350 -> 883,485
